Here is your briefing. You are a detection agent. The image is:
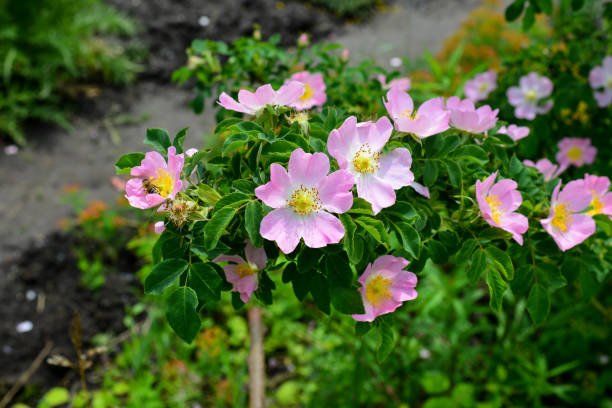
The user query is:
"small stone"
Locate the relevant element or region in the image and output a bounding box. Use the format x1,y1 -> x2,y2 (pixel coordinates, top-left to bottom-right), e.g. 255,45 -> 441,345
198,16 -> 210,27
16,320 -> 33,333
26,290 -> 37,301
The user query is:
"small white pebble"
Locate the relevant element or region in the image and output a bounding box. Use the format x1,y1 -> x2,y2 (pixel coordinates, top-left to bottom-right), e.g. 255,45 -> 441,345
26,290 -> 37,301
599,354 -> 609,365
198,16 -> 210,27
390,57 -> 402,68
4,145 -> 18,155
16,320 -> 33,333
419,348 -> 431,359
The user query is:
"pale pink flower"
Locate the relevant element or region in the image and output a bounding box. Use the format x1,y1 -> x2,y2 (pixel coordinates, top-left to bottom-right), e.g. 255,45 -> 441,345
328,116 -> 414,214
589,56 -> 612,107
576,174 -> 612,218
476,171 -> 528,245
541,181 -> 596,251
409,181 -> 430,198
297,33 -> 309,47
377,75 -> 411,92
286,71 -> 327,111
446,96 -> 498,134
341,49 -> 349,61
523,158 -> 567,181
217,81 -> 305,115
214,240 -> 267,303
506,72 -> 554,120
497,124 -> 529,141
352,255 -> 417,322
154,221 -> 166,234
556,137 -> 597,168
383,87 -> 450,138
125,146 -> 184,209
463,70 -> 497,103
185,148 -> 198,157
255,148 -> 354,254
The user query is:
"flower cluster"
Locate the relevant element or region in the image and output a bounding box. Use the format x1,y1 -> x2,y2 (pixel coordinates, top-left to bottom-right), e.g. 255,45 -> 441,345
589,56 -> 612,108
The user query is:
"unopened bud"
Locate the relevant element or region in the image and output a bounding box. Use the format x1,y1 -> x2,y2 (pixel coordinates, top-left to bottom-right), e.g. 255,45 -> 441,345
297,33 -> 309,47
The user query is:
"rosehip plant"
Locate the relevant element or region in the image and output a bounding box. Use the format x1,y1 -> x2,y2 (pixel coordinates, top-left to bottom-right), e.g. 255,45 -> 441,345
116,37 -> 611,359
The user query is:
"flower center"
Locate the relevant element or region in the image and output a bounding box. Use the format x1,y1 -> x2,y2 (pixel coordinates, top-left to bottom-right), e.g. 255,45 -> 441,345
525,90 -> 538,103
365,275 -> 394,307
587,192 -> 604,216
235,263 -> 256,278
400,109 -> 418,120
288,185 -> 322,216
485,195 -> 504,224
352,144 -> 380,174
478,82 -> 488,92
607,76 -> 612,88
567,146 -> 583,161
299,84 -> 314,102
552,202 -> 572,231
148,168 -> 173,197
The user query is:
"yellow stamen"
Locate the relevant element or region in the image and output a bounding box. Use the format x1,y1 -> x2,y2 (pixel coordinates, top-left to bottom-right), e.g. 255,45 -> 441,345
352,144 -> 380,174
525,90 -> 538,103
587,192 -> 604,216
552,202 -> 572,231
149,168 -> 173,197
299,84 -> 314,102
478,82 -> 488,92
235,263 -> 256,278
287,184 -> 322,216
365,275 -> 394,307
567,146 -> 583,162
485,195 -> 504,224
400,109 -> 418,120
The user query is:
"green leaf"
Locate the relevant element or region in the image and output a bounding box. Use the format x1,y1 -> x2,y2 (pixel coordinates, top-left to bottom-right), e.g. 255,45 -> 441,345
203,207 -> 237,251
310,273 -> 331,314
444,160 -> 462,188
245,201 -> 264,247
485,246 -> 514,280
436,135 -> 461,157
451,145 -> 488,163
486,268 -> 508,312
505,0 -> 525,21
166,287 -> 201,343
331,286 -> 365,315
292,271 -> 312,301
510,265 -> 534,296
522,4 -> 536,30
355,216 -> 388,245
526,284 -> 550,323
424,160 -> 439,187
172,127 -> 189,153
298,247 -> 320,273
456,239 -> 477,265
536,263 -> 568,290
385,201 -> 418,221
144,259 -> 188,294
282,262 -> 297,283
144,128 -> 171,152
393,222 -> 421,258
222,133 -> 250,155
115,153 -> 144,175
571,0 -> 585,10
427,240 -> 448,264
355,321 -> 372,336
214,192 -> 250,210
339,213 -> 361,263
190,93 -> 204,114
534,0 -> 552,14
188,263 -> 222,302
376,322 -> 396,363
196,184 -> 223,206
325,254 -> 353,287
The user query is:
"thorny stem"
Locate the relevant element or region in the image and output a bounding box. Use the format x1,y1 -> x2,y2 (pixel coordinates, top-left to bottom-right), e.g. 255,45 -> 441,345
248,307 -> 265,408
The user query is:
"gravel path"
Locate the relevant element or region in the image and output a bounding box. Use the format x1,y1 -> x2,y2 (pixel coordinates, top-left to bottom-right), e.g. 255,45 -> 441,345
0,0 -> 482,261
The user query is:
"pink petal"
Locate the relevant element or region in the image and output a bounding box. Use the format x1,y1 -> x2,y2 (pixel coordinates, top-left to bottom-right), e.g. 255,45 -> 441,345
260,208 -> 302,254
327,116 -> 358,169
277,81 -> 305,106
255,163 -> 292,208
409,182 -> 430,198
317,170 -> 355,213
300,211 -> 345,248
245,241 -> 267,270
254,84 -> 276,106
218,92 -> 253,114
356,174 -> 396,215
558,180 -> 592,212
154,221 -> 166,234
377,148 -> 414,190
288,149 -> 330,186
237,89 -> 262,112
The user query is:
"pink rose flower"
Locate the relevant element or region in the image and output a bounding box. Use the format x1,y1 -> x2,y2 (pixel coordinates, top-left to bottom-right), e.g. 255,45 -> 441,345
286,71 -> 327,111
214,240 -> 267,303
446,96 -> 498,134
506,72 -> 554,120
476,171 -> 528,245
523,158 -> 567,181
328,116 -> 414,214
255,148 -> 355,254
463,70 -> 497,103
589,56 -> 612,107
383,87 -> 450,138
341,49 -> 349,61
576,174 -> 612,218
217,81 -> 305,115
497,124 -> 529,141
556,137 -> 597,168
541,181 -> 596,251
377,74 -> 411,92
125,146 -> 185,209
297,33 -> 309,47
352,255 -> 417,322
